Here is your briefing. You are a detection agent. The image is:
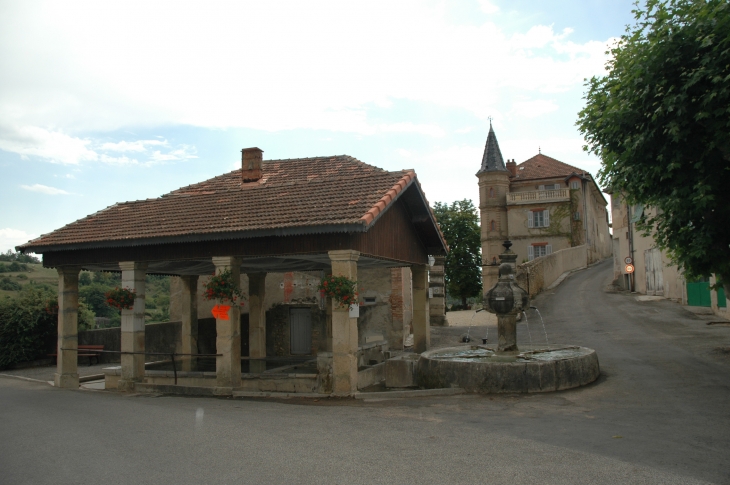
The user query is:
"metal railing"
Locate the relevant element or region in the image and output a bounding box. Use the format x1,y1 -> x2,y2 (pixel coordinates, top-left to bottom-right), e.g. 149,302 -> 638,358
60,349 -> 221,385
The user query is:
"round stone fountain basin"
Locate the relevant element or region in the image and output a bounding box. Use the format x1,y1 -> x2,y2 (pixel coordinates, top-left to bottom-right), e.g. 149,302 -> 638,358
416,345 -> 600,393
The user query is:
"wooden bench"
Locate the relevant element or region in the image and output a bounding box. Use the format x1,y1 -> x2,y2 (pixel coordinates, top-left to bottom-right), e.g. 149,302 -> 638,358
49,345 -> 104,366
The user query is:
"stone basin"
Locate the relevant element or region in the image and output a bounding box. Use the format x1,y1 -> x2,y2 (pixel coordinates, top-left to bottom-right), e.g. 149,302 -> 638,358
416,345 -> 600,393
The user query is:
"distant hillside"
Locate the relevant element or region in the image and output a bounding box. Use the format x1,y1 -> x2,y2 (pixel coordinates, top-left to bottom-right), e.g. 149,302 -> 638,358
0,263 -> 171,327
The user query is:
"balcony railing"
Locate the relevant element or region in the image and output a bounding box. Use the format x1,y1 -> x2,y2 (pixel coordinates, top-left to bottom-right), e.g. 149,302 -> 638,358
507,188 -> 570,205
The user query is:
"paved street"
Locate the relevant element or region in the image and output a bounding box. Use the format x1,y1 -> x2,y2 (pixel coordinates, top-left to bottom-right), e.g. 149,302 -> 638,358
2,259 -> 730,484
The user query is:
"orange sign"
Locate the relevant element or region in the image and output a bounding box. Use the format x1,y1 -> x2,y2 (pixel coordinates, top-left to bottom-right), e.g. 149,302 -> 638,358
625,264 -> 635,274
211,304 -> 231,320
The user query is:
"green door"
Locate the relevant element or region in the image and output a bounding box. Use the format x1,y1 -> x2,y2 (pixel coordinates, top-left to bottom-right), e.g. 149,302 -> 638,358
687,278 -> 711,307
686,278 -> 726,307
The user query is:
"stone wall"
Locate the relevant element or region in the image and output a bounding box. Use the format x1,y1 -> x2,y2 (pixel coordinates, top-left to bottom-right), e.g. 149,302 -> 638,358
357,267 -> 412,349
170,271 -> 323,321
265,303 -> 326,357
516,245 -> 588,297
78,318 -> 218,364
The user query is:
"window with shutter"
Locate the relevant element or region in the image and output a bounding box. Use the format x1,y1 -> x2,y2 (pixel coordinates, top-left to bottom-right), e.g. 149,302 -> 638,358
546,244 -> 552,255
528,246 -> 534,261
538,185 -> 545,191
543,210 -> 550,227
528,211 -> 534,228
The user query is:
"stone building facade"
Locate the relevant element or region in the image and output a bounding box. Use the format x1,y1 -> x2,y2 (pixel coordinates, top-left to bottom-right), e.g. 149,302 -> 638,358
477,124 -> 612,289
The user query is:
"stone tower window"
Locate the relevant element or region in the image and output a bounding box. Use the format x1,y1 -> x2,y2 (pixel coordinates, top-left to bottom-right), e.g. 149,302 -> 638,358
490,220 -> 496,231
489,187 -> 495,198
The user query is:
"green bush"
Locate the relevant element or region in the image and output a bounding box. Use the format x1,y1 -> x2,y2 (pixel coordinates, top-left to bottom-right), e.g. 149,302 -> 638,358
0,285 -> 57,369
0,277 -> 22,291
0,286 -> 97,369
0,250 -> 40,264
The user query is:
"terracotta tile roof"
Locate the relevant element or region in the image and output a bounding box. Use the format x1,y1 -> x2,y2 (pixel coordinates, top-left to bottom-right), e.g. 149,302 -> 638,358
20,156 -> 425,251
511,153 -> 591,182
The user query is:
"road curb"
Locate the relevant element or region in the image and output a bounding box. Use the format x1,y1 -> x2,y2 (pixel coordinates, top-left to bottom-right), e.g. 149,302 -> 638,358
353,387 -> 465,399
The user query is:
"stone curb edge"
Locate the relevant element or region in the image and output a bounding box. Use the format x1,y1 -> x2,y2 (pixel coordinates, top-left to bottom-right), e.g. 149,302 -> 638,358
354,387 -> 465,399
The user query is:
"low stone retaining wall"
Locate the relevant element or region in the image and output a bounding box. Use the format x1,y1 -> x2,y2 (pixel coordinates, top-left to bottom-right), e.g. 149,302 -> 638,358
516,245 -> 588,297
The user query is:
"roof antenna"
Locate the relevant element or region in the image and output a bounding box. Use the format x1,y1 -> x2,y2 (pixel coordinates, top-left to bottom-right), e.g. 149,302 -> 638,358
539,146 -> 541,154
488,116 -> 493,127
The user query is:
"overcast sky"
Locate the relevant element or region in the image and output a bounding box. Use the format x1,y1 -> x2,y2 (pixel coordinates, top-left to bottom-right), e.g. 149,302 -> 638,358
0,0 -> 636,252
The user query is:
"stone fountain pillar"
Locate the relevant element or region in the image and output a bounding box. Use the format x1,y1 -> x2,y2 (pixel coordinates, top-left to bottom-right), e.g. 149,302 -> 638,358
483,241 -> 529,353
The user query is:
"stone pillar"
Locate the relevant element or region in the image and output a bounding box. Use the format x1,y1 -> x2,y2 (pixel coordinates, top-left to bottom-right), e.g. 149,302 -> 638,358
412,264 -> 430,353
248,272 -> 267,374
212,256 -> 241,391
328,250 -> 359,396
429,256 -> 446,326
324,269 -> 333,352
497,314 -> 518,352
54,266 -> 81,389
180,275 -> 198,372
118,262 -> 147,391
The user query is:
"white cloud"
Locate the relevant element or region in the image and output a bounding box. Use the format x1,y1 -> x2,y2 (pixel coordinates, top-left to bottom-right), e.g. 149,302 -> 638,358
0,1 -> 614,137
20,183 -> 71,195
478,0 -> 500,14
508,99 -> 559,119
0,122 -> 197,166
100,139 -> 167,152
379,123 -> 445,138
0,228 -> 38,252
0,124 -> 97,165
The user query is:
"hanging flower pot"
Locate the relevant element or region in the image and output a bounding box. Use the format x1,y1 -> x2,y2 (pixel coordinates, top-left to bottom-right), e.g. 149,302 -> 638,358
318,274 -> 358,309
105,287 -> 136,310
202,269 -> 245,319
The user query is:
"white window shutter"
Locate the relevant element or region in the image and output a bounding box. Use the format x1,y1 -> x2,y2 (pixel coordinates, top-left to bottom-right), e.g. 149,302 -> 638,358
528,246 -> 534,261
544,210 -> 550,227
528,211 -> 534,228
546,244 -> 552,255
538,185 -> 545,191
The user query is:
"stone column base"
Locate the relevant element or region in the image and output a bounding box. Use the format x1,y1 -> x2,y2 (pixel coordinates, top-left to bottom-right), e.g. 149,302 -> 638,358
117,379 -> 138,392
54,373 -> 79,389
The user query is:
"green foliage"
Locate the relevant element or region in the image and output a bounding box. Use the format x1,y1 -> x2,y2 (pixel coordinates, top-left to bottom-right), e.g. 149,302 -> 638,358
577,0 -> 730,292
318,274 -> 358,307
0,277 -> 22,291
80,283 -> 118,319
432,199 -> 482,307
0,250 -> 40,264
78,272 -> 92,286
0,262 -> 30,273
0,285 -> 57,368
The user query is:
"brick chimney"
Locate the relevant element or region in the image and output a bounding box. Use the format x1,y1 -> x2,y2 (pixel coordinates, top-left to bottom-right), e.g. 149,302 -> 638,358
506,158 -> 517,177
241,147 -> 263,183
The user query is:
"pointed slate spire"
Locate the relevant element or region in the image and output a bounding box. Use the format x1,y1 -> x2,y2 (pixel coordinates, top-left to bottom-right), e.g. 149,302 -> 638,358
477,122 -> 507,174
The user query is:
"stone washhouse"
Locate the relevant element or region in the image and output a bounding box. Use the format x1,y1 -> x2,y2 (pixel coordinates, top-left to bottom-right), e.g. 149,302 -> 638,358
18,148 -> 448,396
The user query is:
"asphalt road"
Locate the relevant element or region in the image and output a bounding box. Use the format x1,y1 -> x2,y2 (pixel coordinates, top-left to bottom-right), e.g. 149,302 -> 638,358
2,259 -> 730,485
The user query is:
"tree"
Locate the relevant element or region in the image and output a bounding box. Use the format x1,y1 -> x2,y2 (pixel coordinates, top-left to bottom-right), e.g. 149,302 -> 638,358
432,200 -> 482,308
577,0 -> 730,296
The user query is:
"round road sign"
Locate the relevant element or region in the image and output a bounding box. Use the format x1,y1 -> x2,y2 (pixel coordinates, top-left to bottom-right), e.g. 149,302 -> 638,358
624,257 -> 633,264
625,264 -> 635,274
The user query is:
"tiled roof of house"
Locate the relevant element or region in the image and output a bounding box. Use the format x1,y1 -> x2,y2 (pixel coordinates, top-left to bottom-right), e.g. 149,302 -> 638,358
511,153 -> 590,181
20,155 -> 434,251
477,124 -> 507,174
